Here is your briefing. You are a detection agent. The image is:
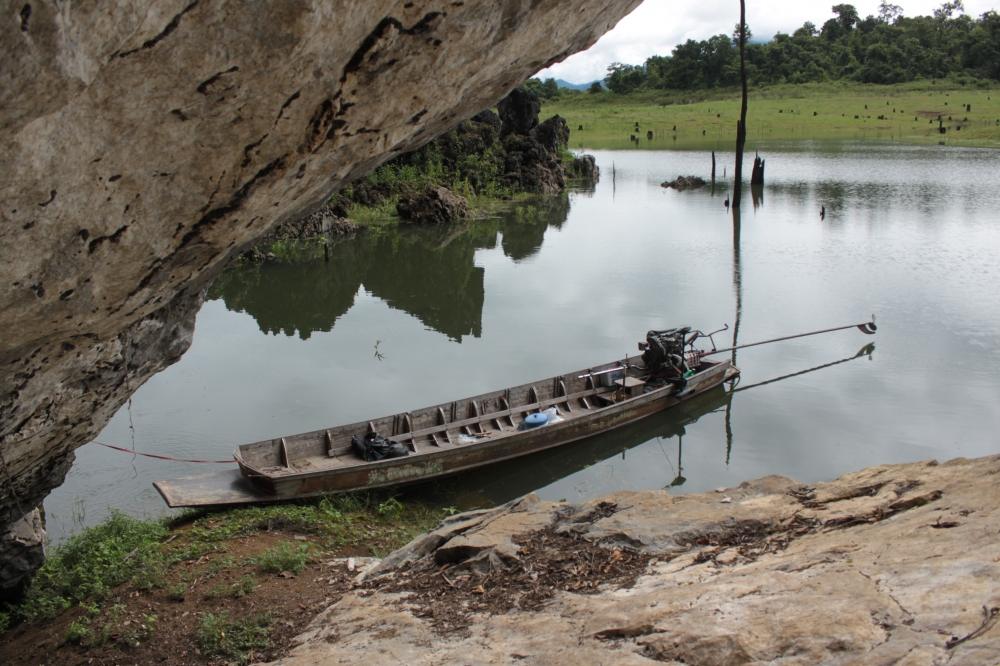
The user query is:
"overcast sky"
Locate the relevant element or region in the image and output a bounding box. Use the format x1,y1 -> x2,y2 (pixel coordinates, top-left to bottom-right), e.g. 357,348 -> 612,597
536,0 -> 997,83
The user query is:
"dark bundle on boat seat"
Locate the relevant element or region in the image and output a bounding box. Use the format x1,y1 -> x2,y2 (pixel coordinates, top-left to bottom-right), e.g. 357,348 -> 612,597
351,432 -> 410,462
641,327 -> 691,377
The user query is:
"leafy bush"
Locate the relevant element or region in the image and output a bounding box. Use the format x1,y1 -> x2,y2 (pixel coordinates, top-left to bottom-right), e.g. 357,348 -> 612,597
166,583 -> 187,602
205,575 -> 257,599
197,612 -> 271,665
316,497 -> 343,521
64,618 -> 91,645
376,497 -> 404,519
20,512 -> 167,621
254,543 -> 311,575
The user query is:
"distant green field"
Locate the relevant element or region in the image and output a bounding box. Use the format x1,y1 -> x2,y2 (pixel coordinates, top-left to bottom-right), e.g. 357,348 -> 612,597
542,81 -> 1000,150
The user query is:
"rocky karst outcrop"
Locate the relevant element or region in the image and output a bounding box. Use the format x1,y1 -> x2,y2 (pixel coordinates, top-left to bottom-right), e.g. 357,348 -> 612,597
397,185 -> 469,224
502,113 -> 572,194
0,0 -> 641,581
332,86 -> 593,220
568,153 -> 599,181
267,455 -> 1000,665
662,175 -> 708,190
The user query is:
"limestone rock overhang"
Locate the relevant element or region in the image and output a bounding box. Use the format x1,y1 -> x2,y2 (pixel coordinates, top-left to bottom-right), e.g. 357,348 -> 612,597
0,1 -> 641,531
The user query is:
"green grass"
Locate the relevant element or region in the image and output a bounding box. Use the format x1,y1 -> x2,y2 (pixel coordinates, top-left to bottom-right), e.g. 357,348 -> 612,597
544,80 -> 1000,150
62,602 -> 155,649
254,543 -> 311,575
166,582 -> 187,602
376,496 -> 404,518
19,511 -> 168,621
345,198 -> 400,226
64,617 -> 92,645
338,148 -> 516,227
204,575 -> 257,600
7,493 -> 446,632
196,612 -> 271,665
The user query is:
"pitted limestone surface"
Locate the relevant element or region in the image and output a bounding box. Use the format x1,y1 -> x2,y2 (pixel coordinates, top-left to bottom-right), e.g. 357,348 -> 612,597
269,456 -> 1000,665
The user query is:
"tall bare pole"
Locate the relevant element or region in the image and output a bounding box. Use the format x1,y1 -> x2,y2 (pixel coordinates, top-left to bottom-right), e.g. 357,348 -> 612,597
732,0 -> 748,209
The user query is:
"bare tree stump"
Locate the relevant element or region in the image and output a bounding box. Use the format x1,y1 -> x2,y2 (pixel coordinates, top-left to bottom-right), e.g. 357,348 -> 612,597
750,155 -> 765,185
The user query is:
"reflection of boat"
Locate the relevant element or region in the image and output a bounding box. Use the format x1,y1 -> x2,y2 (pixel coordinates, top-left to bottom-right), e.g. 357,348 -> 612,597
441,385 -> 732,504
439,340 -> 878,506
154,340 -> 737,507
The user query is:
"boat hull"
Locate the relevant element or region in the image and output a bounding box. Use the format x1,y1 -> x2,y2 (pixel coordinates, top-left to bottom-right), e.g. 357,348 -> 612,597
238,361 -> 737,499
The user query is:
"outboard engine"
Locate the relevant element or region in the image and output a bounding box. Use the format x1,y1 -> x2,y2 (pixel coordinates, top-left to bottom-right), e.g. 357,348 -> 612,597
640,327 -> 691,378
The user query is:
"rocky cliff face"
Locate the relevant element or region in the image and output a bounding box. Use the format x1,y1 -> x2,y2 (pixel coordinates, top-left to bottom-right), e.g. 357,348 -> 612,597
0,0 -> 641,561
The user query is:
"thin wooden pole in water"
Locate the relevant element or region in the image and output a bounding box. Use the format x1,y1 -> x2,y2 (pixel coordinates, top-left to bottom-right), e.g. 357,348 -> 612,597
732,0 -> 748,210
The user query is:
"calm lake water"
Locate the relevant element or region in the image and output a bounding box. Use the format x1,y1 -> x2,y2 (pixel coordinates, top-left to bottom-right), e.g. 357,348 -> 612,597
44,142 -> 1000,544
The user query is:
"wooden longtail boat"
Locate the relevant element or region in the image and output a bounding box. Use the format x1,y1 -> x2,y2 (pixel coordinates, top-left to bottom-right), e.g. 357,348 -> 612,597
154,320 -> 874,508
227,353 -> 737,500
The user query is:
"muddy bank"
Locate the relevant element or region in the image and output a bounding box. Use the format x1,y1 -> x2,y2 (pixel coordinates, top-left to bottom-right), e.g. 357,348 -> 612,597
268,455 -> 1000,665
0,498 -> 448,666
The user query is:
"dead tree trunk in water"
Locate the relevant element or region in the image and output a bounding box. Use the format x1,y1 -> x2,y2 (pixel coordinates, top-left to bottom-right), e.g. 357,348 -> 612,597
711,150 -> 717,183
750,154 -> 764,185
732,0 -> 748,210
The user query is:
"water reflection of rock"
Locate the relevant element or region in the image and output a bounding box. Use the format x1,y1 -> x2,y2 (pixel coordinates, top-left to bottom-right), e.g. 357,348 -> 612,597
209,195 -> 571,340
499,194 -> 569,261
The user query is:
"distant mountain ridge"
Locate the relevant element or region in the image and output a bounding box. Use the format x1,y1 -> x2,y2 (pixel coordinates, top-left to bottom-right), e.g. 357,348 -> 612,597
554,78 -> 599,90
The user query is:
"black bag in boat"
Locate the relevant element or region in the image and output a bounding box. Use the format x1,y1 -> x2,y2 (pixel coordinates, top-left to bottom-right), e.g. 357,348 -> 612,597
641,327 -> 691,377
351,432 -> 410,462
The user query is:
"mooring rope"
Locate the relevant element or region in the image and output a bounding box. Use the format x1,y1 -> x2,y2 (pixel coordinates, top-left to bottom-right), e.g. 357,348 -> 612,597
93,441 -> 235,464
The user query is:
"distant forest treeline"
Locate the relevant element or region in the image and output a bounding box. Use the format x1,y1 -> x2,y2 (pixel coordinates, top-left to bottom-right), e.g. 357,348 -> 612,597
530,2 -> 999,96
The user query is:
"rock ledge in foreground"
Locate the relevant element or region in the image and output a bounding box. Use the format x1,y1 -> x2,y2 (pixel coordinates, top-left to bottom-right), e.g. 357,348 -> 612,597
266,455 -> 1000,665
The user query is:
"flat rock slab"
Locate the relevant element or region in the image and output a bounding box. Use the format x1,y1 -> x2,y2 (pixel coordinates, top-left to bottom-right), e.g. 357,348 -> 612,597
262,455 -> 1000,665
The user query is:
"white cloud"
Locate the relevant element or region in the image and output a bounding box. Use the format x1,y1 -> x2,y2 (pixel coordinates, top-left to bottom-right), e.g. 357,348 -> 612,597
537,0 -> 997,84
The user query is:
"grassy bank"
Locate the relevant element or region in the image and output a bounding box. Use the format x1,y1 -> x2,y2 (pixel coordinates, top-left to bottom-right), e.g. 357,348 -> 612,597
338,155 -> 519,226
339,153 -> 579,228
0,495 -> 449,665
544,80 -> 1000,150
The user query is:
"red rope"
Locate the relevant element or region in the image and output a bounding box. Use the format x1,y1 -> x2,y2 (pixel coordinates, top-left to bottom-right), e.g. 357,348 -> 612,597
94,441 -> 235,464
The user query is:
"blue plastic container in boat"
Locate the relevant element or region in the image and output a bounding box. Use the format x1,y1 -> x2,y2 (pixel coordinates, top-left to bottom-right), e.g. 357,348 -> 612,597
523,412 -> 548,428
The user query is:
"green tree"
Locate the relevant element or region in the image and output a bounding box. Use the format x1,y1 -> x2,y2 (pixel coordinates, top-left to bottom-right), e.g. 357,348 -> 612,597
878,1 -> 903,24
934,1 -> 965,21
605,63 -> 646,93
540,78 -> 560,99
663,40 -> 704,88
794,22 -> 818,38
522,78 -> 544,97
585,4 -> 998,95
962,10 -> 1000,78
832,4 -> 860,31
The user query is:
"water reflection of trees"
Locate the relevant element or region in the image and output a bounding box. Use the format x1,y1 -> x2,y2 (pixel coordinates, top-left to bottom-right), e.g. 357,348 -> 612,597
208,194 -> 571,341
498,194 -> 569,261
760,180 -> 961,218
